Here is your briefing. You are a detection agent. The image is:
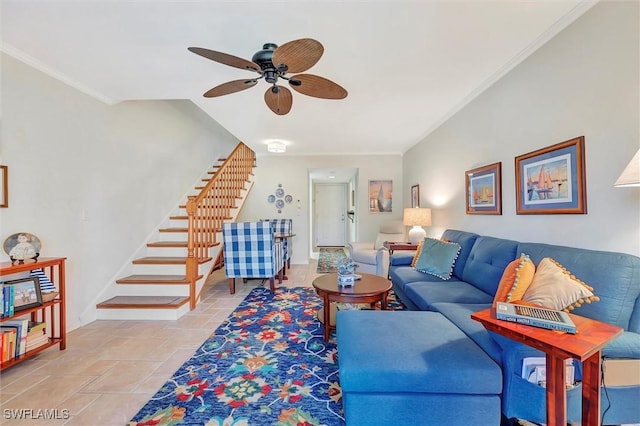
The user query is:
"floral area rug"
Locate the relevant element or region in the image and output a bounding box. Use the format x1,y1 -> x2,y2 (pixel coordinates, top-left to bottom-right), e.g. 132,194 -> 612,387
129,287 -> 344,426
129,286 -> 406,426
316,247 -> 347,273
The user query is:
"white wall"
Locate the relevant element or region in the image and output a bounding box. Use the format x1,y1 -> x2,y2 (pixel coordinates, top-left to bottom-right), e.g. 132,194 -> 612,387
239,154 -> 403,263
1,54 -> 240,330
403,1 -> 640,256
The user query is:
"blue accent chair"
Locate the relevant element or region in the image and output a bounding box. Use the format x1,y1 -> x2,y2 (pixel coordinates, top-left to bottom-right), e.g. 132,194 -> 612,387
222,222 -> 284,294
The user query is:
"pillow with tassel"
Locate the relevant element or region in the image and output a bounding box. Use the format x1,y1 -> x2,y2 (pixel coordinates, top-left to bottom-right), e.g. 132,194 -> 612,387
414,238 -> 461,280
522,257 -> 599,312
493,254 -> 535,308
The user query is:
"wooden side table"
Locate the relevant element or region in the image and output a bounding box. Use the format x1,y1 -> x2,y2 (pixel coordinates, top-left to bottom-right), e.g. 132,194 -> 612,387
274,233 -> 295,279
383,241 -> 418,278
471,308 -> 623,426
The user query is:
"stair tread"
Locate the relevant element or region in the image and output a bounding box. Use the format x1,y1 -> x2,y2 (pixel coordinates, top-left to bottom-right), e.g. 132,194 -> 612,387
97,295 -> 190,309
169,215 -> 231,220
132,256 -> 212,264
159,227 -> 221,233
178,205 -> 236,209
147,241 -> 189,247
147,241 -> 220,248
116,274 -> 204,284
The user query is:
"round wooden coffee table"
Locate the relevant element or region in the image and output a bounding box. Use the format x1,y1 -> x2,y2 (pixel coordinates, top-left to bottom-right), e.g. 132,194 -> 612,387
312,273 -> 392,341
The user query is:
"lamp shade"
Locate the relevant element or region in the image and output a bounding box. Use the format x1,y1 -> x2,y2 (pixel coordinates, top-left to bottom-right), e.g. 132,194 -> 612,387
403,208 -> 432,244
403,208 -> 432,227
614,149 -> 640,187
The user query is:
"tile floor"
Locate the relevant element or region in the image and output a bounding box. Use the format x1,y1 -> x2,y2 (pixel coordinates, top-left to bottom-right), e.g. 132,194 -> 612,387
0,260 -> 322,425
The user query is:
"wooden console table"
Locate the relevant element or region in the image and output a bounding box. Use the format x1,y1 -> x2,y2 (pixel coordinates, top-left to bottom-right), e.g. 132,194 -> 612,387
472,308 -> 622,426
383,241 -> 418,252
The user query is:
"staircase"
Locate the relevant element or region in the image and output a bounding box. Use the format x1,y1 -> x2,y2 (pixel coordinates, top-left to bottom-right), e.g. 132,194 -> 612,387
95,143 -> 256,320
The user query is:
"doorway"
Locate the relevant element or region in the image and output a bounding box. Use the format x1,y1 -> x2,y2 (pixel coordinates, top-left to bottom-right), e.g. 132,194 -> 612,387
314,183 -> 348,248
309,168 -> 358,256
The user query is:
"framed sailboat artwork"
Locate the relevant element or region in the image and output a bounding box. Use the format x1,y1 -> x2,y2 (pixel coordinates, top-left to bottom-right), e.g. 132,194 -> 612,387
466,162 -> 502,215
515,136 -> 587,215
368,180 -> 393,213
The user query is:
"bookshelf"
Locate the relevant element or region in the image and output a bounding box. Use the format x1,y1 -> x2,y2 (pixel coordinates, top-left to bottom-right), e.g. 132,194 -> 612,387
1,257 -> 66,370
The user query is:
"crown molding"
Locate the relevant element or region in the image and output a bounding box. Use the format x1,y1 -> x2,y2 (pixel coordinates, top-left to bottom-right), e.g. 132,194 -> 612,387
1,43 -> 117,106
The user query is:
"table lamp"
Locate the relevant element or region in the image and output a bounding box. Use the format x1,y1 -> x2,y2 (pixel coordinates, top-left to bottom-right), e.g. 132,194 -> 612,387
614,149 -> 640,187
403,207 -> 432,244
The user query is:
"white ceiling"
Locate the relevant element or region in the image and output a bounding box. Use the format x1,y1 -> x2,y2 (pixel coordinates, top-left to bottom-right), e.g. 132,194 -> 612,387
1,1 -> 595,156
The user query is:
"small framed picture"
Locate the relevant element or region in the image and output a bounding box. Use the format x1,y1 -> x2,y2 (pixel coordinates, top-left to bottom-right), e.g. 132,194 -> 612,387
0,165 -> 7,208
3,232 -> 41,264
465,162 -> 502,215
368,180 -> 393,213
515,136 -> 586,215
4,277 -> 43,312
411,184 -> 420,208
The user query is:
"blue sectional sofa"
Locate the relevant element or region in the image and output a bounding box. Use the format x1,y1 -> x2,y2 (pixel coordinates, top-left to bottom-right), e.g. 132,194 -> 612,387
336,229 -> 640,425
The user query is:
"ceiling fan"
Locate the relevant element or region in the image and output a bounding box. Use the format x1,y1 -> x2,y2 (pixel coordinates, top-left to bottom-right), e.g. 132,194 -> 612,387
188,38 -> 348,115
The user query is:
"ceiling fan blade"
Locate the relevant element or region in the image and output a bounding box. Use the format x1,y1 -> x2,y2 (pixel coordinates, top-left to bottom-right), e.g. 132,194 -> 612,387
272,38 -> 324,73
289,74 -> 348,99
203,79 -> 258,98
188,47 -> 260,73
264,85 -> 292,115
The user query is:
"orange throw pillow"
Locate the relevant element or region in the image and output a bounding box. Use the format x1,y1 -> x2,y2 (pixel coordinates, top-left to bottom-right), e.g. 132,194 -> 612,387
493,254 -> 536,308
411,240 -> 424,267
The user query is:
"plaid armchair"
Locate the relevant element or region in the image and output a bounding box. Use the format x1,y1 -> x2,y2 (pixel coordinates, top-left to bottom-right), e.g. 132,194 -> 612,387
222,222 -> 285,294
262,219 -> 293,269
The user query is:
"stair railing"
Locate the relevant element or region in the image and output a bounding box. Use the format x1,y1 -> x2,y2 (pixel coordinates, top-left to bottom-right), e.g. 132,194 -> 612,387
186,142 -> 255,309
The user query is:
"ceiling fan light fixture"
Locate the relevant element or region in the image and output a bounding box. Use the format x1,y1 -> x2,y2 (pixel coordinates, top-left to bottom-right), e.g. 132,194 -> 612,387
189,38 -> 347,115
267,141 -> 286,153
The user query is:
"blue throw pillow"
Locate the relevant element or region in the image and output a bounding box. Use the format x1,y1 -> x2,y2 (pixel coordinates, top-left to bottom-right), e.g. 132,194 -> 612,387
414,238 -> 462,280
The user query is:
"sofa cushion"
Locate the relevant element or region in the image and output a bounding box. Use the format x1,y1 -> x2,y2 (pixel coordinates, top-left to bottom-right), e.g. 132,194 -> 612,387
390,252 -> 415,267
336,310 -> 502,395
414,238 -> 462,280
405,281 -> 493,311
518,242 -> 640,331
462,236 -> 519,296
602,331 -> 640,358
522,257 -> 599,312
432,302 -> 502,365
441,230 -> 479,279
391,263 -> 443,285
493,254 -> 536,307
